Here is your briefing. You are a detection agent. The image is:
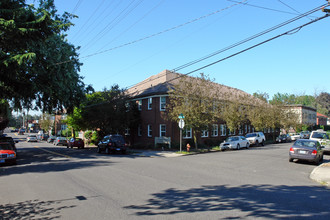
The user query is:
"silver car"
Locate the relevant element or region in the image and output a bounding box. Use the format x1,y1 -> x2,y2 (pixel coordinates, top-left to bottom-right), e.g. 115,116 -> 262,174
220,136 -> 250,151
27,135 -> 38,142
289,139 -> 324,164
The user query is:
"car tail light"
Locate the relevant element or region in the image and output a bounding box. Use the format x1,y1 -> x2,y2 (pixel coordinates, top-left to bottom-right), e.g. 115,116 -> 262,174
108,142 -> 112,146
289,147 -> 294,153
312,150 -> 317,155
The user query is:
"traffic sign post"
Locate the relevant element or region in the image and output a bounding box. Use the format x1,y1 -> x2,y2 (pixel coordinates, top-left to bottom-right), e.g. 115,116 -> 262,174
178,117 -> 185,152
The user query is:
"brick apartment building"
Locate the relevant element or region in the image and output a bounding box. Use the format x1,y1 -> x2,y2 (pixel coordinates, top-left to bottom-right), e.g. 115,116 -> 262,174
126,70 -> 266,148
317,112 -> 328,126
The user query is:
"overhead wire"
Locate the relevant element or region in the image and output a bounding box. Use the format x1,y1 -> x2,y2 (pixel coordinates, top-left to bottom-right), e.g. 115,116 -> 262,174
54,0 -> 248,66
80,0 -> 145,53
125,4 -> 328,92
71,0 -> 83,15
277,0 -> 313,21
171,4 -> 326,72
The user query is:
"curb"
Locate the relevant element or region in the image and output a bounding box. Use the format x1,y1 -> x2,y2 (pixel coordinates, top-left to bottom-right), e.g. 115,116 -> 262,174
310,162 -> 330,187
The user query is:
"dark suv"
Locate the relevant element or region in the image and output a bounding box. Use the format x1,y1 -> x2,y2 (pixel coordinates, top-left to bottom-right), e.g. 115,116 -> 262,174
97,134 -> 127,154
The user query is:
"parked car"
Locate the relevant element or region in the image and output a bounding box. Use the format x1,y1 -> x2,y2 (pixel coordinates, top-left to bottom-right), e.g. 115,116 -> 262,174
18,129 -> 25,135
310,130 -> 330,153
67,138 -> 85,149
300,131 -> 310,139
276,134 -> 291,143
245,132 -> 266,146
27,134 -> 38,142
47,136 -> 56,143
289,139 -> 324,164
53,137 -> 68,146
0,135 -> 17,153
97,134 -> 127,154
220,136 -> 250,151
290,133 -> 300,141
37,134 -> 49,141
0,142 -> 17,165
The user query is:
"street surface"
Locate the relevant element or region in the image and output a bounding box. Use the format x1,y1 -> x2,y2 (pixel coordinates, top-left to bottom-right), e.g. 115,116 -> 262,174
1,132 -> 330,219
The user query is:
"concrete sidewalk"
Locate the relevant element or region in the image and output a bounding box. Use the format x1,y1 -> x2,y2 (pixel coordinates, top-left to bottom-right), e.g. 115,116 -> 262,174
131,150 -> 183,158
310,162 -> 330,187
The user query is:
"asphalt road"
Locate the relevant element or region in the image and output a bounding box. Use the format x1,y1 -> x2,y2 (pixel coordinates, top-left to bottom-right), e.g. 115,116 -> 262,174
1,133 -> 330,220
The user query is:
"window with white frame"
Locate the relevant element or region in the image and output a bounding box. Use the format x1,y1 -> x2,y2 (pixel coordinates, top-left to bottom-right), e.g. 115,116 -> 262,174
147,124 -> 152,137
245,124 -> 248,133
201,128 -> 209,138
160,96 -> 166,111
148,97 -> 152,110
160,124 -> 166,137
138,100 -> 142,111
183,127 -> 192,138
220,124 -> 226,136
228,129 -> 231,136
212,124 -> 218,137
252,127 -> 255,132
248,125 -> 251,133
138,124 -> 142,136
239,125 -> 243,135
125,128 -> 130,136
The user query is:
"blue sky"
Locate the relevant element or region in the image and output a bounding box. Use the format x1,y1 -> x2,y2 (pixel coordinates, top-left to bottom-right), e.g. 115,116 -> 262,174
46,0 -> 330,98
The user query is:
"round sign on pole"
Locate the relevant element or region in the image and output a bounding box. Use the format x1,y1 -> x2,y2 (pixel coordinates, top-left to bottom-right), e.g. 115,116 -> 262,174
178,119 -> 185,129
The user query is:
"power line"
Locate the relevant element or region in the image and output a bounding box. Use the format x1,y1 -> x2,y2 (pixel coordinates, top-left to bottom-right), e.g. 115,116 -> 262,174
126,10 -> 329,93
71,0 -> 83,15
171,4 -> 326,72
54,0 -> 248,66
277,0 -> 313,21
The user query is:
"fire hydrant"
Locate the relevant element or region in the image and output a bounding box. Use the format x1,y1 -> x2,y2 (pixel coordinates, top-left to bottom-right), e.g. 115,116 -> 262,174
186,143 -> 191,152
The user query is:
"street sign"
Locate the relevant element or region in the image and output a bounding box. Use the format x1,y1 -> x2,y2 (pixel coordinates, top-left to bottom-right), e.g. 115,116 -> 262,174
178,113 -> 185,119
178,118 -> 185,129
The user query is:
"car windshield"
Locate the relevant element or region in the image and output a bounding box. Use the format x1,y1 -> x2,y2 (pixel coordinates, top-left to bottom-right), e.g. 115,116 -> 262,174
246,133 -> 257,137
311,132 -> 327,139
0,143 -> 13,150
295,140 -> 316,148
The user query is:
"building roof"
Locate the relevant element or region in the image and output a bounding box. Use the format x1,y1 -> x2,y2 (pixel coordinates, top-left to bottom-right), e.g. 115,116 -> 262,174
317,112 -> 328,118
127,69 -> 256,103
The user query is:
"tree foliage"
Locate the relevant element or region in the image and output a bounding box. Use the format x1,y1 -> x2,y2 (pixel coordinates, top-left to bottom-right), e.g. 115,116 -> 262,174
0,0 -> 89,113
168,74 -> 218,149
66,85 -> 140,139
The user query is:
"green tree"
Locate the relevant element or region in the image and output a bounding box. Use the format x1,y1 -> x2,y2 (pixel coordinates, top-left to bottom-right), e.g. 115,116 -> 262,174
168,74 -> 221,149
0,0 -> 89,113
39,113 -> 53,133
66,85 -> 139,139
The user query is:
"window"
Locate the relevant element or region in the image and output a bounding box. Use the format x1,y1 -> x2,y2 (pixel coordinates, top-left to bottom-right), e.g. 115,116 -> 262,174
201,129 -> 209,138
212,124 -> 218,137
220,124 -> 226,136
138,124 -> 142,136
239,126 -> 243,135
61,124 -> 67,130
125,128 -> 130,136
148,124 -> 152,137
160,96 -> 166,111
183,127 -> 192,138
148,97 -> 152,110
138,100 -> 142,111
160,124 -> 166,137
245,125 -> 248,133
248,125 -> 251,133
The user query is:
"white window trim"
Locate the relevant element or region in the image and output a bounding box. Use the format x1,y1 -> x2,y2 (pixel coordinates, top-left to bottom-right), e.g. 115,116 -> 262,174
160,124 -> 166,137
201,129 -> 209,138
183,127 -> 192,139
148,124 -> 152,137
220,124 -> 226,136
212,124 -> 218,137
148,97 -> 152,110
160,96 -> 166,111
138,100 -> 142,111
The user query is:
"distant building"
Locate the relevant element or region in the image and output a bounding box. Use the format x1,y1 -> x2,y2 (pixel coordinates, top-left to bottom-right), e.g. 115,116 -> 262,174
284,105 -> 317,126
317,112 -> 328,126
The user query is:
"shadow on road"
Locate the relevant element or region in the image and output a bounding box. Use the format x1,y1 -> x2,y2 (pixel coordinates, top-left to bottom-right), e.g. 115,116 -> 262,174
125,184 -> 330,219
0,198 -> 76,219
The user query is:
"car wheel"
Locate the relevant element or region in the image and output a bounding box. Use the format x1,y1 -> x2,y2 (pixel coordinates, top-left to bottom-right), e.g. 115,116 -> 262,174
246,143 -> 250,149
320,155 -> 324,162
261,140 -> 265,146
255,140 -> 259,146
289,158 -> 294,162
121,149 -> 126,154
237,144 -> 240,150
